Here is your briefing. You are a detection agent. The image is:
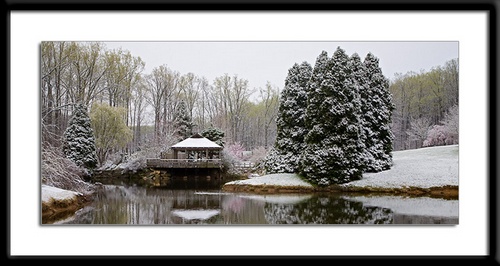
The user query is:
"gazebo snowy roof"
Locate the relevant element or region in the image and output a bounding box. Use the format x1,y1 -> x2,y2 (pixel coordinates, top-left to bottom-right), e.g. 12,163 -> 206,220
171,133 -> 222,151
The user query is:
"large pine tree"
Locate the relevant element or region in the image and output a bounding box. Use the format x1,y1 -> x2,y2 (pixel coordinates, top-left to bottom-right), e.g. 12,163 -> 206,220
174,100 -> 194,141
300,47 -> 365,185
361,52 -> 395,172
264,61 -> 312,174
62,103 -> 98,171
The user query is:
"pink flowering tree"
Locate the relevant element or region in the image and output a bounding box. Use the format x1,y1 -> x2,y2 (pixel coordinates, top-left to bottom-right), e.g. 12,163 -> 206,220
423,125 -> 449,147
225,142 -> 246,161
423,105 -> 459,147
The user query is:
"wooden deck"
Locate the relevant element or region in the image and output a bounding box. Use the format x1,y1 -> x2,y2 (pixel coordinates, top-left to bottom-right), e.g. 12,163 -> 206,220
146,158 -> 223,169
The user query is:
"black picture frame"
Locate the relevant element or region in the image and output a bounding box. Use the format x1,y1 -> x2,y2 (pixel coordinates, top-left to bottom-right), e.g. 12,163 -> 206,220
6,0 -> 497,263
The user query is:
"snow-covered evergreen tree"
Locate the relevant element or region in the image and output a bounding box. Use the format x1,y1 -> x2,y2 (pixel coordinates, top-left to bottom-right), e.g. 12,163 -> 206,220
201,125 -> 225,147
174,100 -> 194,141
264,61 -> 312,174
62,103 -> 98,171
300,47 -> 365,185
349,53 -> 369,170
362,52 -> 395,172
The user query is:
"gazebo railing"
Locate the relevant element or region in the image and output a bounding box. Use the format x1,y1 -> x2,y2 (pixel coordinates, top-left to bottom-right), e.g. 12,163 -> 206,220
146,158 -> 223,169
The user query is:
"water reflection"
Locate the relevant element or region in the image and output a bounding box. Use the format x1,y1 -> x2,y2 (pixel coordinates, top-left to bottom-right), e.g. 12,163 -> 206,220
53,185 -> 458,225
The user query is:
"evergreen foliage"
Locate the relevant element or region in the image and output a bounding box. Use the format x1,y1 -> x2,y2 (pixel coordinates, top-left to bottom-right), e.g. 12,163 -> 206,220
174,101 -> 194,141
201,126 -> 225,147
62,103 -> 98,171
300,47 -> 365,185
362,52 -> 395,171
264,61 -> 312,174
348,53 -> 369,170
264,47 -> 396,185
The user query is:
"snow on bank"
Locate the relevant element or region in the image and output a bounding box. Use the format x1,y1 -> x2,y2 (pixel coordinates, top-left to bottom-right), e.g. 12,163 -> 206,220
225,145 -> 458,189
224,173 -> 314,188
42,184 -> 82,204
342,144 -> 458,189
239,194 -> 313,204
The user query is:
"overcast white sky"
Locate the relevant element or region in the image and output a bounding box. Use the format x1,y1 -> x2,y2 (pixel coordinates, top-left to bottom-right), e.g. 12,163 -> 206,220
103,41 -> 458,91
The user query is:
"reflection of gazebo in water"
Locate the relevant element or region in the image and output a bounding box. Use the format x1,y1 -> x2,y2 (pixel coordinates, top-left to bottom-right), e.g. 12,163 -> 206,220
146,133 -> 224,169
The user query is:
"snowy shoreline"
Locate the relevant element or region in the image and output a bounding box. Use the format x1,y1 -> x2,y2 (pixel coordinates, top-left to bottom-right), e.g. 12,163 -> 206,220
42,145 -> 459,222
222,145 -> 459,198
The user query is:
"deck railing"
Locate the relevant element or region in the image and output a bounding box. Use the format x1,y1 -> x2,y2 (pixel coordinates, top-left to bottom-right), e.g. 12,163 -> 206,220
232,162 -> 255,169
146,158 -> 223,169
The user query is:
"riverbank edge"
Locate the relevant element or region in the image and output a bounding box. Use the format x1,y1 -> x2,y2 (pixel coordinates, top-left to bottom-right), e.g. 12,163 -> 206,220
221,183 -> 459,200
41,191 -> 93,224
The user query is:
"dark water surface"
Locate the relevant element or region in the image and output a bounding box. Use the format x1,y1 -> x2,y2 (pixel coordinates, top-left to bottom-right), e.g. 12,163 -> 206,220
52,178 -> 458,225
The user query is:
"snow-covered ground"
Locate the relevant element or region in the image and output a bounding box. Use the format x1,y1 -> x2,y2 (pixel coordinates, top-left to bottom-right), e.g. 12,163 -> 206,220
343,144 -> 458,189
225,173 -> 314,188
225,144 -> 459,189
41,184 -> 82,203
238,194 -> 314,204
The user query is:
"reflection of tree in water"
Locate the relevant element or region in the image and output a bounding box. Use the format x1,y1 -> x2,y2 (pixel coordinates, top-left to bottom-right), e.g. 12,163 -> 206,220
60,188 -> 400,225
78,185 -> 177,224
221,195 -> 267,224
170,190 -> 221,210
263,195 -> 393,224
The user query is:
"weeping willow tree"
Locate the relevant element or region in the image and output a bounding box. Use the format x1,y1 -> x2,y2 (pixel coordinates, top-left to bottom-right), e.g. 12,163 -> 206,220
90,102 -> 133,165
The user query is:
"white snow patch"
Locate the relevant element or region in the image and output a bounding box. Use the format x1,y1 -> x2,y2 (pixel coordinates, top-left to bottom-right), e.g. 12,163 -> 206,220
239,194 -> 313,204
171,137 -> 221,149
224,173 -> 314,187
41,185 -> 81,204
342,144 -> 459,189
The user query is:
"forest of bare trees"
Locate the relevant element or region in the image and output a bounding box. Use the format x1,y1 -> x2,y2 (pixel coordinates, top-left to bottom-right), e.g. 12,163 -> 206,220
41,41 -> 458,172
41,41 -> 280,168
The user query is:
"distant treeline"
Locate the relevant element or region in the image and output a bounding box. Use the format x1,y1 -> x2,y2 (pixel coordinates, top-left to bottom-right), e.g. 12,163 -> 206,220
389,58 -> 459,150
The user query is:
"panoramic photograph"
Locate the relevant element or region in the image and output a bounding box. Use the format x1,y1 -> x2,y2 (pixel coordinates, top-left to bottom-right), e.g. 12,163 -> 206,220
40,41 -> 459,225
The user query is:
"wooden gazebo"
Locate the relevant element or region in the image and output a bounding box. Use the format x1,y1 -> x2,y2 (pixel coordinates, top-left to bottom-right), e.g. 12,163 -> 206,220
146,133 -> 224,169
171,133 -> 223,160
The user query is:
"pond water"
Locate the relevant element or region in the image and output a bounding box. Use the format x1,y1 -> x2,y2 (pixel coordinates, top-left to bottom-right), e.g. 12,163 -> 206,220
52,178 -> 459,225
